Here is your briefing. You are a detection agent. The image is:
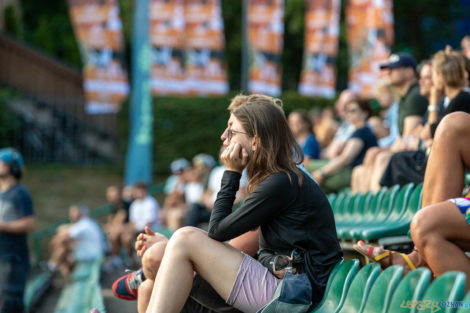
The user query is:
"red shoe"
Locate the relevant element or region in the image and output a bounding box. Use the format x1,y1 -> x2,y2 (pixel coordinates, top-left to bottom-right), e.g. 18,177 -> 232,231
112,269 -> 144,300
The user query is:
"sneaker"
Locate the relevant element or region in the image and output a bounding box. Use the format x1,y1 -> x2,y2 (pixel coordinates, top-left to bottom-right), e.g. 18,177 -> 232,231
112,269 -> 144,300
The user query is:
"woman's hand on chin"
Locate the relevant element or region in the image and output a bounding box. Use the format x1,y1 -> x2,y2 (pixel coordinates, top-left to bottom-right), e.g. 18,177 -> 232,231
222,143 -> 249,173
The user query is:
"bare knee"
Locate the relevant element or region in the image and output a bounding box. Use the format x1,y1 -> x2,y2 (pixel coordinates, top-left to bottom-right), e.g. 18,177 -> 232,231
167,226 -> 205,252
142,241 -> 167,280
435,112 -> 469,140
411,206 -> 439,250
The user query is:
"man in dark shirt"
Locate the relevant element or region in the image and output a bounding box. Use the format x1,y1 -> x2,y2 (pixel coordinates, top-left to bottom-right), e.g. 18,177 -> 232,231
0,148 -> 35,313
380,52 -> 428,136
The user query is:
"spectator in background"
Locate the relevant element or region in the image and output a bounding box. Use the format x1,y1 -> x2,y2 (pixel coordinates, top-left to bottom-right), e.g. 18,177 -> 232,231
461,35 -> 470,60
321,89 -> 356,160
186,147 -> 247,228
125,182 -> 160,265
380,48 -> 470,188
309,98 -> 378,193
0,148 -> 34,313
288,109 -> 321,164
165,154 -> 215,230
359,53 -> 428,193
129,182 -> 160,235
368,78 -> 399,148
160,159 -> 191,229
104,185 -> 132,269
48,205 -> 103,282
311,107 -> 339,149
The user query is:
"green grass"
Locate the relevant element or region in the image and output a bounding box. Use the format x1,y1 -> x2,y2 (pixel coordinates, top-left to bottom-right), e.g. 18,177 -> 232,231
22,164 -> 123,230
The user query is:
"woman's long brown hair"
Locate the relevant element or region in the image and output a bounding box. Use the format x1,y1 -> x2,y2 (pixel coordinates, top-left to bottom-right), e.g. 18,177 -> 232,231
229,94 -> 304,193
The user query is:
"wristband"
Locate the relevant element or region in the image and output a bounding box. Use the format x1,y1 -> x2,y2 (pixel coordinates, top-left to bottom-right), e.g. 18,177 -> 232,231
319,169 -> 327,179
428,105 -> 438,112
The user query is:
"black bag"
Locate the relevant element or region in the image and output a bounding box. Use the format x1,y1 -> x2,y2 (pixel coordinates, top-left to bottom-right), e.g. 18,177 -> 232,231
380,150 -> 428,187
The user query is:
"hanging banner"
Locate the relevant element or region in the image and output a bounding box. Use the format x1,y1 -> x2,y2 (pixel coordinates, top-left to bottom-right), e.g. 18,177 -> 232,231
346,0 -> 394,97
125,0 -> 153,186
247,0 -> 284,97
149,0 -> 186,95
298,0 -> 341,98
184,0 -> 229,95
68,0 -> 129,114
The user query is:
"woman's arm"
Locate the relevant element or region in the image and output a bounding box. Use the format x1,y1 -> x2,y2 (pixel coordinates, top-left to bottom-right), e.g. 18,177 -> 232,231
313,138 -> 364,183
208,171 -> 294,242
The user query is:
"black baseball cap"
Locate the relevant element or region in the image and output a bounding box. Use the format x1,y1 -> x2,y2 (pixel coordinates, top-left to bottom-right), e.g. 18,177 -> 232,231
380,53 -> 417,70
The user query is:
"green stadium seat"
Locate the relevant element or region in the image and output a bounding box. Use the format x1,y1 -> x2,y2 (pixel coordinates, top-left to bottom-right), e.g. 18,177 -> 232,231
339,188 -> 387,239
337,263 -> 381,313
456,290 -> 470,313
385,267 -> 431,313
334,193 -> 353,226
359,183 -> 422,240
415,271 -> 466,313
358,183 -> 415,240
336,191 -> 373,238
362,265 -> 404,313
336,193 -> 362,229
346,185 -> 400,240
54,258 -> 105,313
310,259 -> 359,313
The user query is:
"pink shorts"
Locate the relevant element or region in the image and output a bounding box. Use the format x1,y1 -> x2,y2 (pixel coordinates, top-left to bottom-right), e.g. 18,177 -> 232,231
226,253 -> 280,313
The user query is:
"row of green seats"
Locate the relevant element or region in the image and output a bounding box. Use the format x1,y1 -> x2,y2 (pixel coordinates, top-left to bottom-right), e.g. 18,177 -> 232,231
311,259 -> 467,313
328,183 -> 423,241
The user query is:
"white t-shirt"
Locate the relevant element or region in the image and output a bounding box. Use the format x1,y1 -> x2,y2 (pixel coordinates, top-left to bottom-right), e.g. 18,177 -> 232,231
184,182 -> 204,204
68,216 -> 104,261
129,195 -> 160,231
209,166 -> 248,204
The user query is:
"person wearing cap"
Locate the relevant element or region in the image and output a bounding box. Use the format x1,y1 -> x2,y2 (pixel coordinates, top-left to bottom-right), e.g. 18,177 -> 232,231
0,147 -> 34,313
360,52 -> 429,192
380,52 -> 429,137
48,205 -> 104,281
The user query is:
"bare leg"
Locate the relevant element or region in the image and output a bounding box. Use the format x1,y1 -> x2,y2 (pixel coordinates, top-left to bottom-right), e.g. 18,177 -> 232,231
422,112 -> 470,207
360,147 -> 384,192
412,202 -> 470,291
146,227 -> 244,313
369,150 -> 393,193
142,241 -> 167,280
351,165 -> 364,194
132,228 -> 259,312
138,280 -> 154,313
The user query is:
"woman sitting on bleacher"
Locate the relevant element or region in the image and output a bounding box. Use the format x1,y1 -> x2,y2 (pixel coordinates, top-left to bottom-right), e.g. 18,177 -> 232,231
355,112 -> 470,291
308,98 -> 378,193
142,94 -> 342,313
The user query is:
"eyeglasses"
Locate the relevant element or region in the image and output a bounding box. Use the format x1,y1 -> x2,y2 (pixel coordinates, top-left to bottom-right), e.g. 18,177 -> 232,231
270,250 -> 303,271
346,108 -> 359,114
227,128 -> 248,141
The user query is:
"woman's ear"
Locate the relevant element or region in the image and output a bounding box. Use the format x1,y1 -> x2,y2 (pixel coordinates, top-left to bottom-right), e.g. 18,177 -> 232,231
251,136 -> 260,151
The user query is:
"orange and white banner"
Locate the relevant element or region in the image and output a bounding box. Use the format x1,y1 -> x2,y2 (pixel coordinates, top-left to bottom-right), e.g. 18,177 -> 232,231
247,0 -> 284,97
149,0 -> 228,95
184,0 -> 229,95
68,0 -> 129,114
346,0 -> 394,97
149,0 -> 186,95
298,0 -> 341,98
